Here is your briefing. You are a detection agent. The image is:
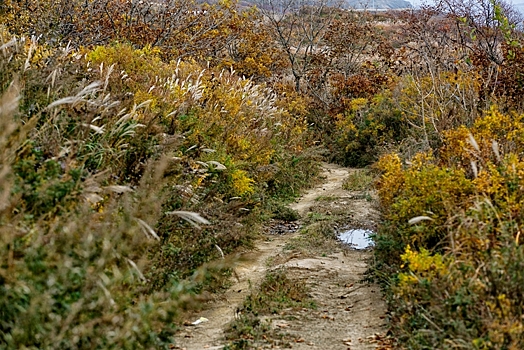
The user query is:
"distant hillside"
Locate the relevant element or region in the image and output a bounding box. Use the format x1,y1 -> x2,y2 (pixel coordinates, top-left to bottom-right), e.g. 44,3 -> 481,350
236,0 -> 413,11
345,0 -> 413,10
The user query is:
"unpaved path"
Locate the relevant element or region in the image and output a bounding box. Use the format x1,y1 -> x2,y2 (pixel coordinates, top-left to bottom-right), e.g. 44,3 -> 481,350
174,163 -> 388,349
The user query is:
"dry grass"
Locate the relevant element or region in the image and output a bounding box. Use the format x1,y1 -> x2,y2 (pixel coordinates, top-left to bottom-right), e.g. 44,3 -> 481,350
342,169 -> 374,192
0,30 -> 318,348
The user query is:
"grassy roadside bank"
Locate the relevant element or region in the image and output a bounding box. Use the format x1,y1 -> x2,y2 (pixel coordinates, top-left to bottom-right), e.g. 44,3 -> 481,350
0,33 -> 321,348
372,109 -> 524,349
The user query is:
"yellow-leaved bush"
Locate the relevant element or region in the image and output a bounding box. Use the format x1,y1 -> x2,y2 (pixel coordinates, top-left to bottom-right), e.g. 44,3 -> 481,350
394,245 -> 448,305
85,43 -> 310,199
375,106 -> 524,348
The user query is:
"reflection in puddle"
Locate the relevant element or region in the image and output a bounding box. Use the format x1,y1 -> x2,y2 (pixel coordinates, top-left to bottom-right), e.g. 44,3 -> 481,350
338,229 -> 374,249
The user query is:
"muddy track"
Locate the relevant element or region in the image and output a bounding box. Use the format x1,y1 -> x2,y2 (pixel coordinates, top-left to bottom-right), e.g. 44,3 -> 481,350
174,163 -> 387,349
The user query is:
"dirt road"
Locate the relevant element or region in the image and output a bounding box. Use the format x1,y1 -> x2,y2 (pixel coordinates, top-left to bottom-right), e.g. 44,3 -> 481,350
174,163 -> 388,349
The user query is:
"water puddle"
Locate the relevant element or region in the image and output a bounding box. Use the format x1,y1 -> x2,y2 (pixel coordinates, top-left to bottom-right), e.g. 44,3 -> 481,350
338,229 -> 374,249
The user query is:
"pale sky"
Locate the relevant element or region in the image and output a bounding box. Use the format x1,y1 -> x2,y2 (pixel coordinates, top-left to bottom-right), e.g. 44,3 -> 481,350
408,0 -> 430,6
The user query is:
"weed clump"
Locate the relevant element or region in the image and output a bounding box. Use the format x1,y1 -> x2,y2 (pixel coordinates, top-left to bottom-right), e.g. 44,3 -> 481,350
270,202 -> 300,221
342,169 -> 375,191
225,270 -> 314,349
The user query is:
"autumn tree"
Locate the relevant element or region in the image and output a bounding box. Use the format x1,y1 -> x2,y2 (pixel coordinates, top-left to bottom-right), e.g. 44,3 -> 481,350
255,0 -> 342,91
431,0 -> 522,107
0,0 -> 262,63
221,9 -> 289,80
306,9 -> 391,112
438,0 -> 521,63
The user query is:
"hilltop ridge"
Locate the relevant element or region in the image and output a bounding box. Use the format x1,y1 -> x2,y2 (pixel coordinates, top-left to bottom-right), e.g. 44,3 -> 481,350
345,0 -> 412,10
237,0 -> 413,11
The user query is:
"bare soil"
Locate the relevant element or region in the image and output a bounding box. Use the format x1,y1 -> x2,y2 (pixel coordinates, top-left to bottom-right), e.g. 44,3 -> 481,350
174,163 -> 388,350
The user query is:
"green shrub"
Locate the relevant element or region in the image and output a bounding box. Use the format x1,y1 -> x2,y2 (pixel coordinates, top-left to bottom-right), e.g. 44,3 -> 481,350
332,93 -> 406,167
